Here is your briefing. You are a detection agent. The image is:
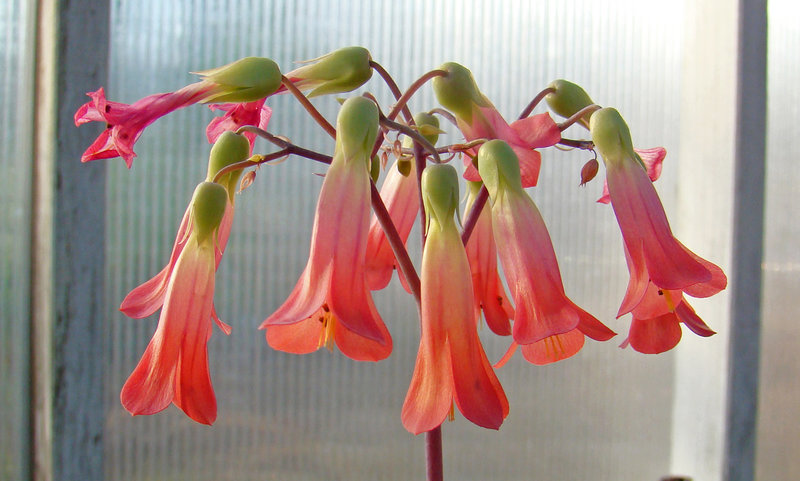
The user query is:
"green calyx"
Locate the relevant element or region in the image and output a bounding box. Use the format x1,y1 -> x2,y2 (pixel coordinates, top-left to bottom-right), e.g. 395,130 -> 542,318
197,57 -> 282,103
191,182 -> 228,244
411,112 -> 442,146
292,46 -> 373,98
335,97 -> 379,166
421,164 -> 460,232
432,62 -> 489,122
477,140 -> 524,201
545,79 -> 595,129
589,108 -> 638,166
206,131 -> 251,198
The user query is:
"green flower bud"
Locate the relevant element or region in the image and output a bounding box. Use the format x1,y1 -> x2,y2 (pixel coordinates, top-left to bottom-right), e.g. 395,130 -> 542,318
290,46 -> 373,98
412,112 -> 442,146
335,97 -> 379,165
191,181 -> 229,244
589,108 -> 637,165
421,164 -> 460,231
196,57 -> 282,103
545,79 -> 595,129
206,131 -> 251,197
370,155 -> 381,183
432,62 -> 489,122
477,139 -> 524,200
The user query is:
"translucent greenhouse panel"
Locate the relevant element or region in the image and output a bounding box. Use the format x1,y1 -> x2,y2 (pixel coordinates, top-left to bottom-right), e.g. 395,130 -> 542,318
0,1 -> 33,480
103,1 -> 690,480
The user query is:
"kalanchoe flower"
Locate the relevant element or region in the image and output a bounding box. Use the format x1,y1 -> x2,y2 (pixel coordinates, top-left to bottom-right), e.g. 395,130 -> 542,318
477,140 -> 615,358
463,181 -> 513,336
590,108 -> 726,349
261,97 -> 392,361
401,164 -> 509,435
545,79 -> 597,129
597,147 -> 665,203
432,62 -> 561,187
283,46 -> 373,98
75,57 -> 281,167
120,131 -> 251,321
120,181 -> 229,425
365,112 -> 440,291
206,100 -> 272,153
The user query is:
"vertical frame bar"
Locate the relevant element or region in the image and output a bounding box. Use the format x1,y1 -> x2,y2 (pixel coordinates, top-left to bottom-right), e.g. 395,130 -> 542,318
31,1 -> 110,480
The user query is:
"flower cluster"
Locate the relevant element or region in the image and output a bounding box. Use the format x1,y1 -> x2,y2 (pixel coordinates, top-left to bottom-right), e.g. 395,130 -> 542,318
75,48 -> 725,433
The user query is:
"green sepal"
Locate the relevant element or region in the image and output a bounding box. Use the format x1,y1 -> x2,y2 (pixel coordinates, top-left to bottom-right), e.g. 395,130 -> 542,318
335,97 -> 379,167
432,62 -> 489,122
589,108 -> 639,167
545,79 -> 595,129
293,46 -> 373,98
206,131 -> 251,199
191,182 -> 228,244
197,57 -> 282,103
421,164 -> 460,233
476,140 -> 525,201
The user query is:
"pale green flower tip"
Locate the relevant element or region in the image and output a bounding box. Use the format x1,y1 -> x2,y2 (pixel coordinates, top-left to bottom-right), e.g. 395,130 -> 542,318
198,57 -> 282,103
477,139 -> 523,199
296,46 -> 373,98
421,164 -> 460,226
414,112 -> 441,146
545,79 -> 595,128
432,62 -> 487,121
192,181 -> 228,243
589,107 -> 636,162
206,131 -> 250,180
336,97 -> 379,162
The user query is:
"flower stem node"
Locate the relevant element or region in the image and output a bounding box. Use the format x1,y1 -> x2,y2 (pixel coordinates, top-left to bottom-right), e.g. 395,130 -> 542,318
336,96 -> 380,163
545,79 -> 595,128
421,164 -> 460,230
476,139 -> 524,199
288,46 -> 373,98
195,57 -> 283,103
589,107 -> 637,166
206,131 -> 251,195
191,182 -> 229,244
431,62 -> 489,121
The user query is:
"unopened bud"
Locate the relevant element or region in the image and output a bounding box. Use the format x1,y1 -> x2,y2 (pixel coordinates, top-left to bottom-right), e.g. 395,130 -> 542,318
589,108 -> 636,164
397,157 -> 413,177
206,131 -> 250,197
370,155 -> 380,183
196,57 -> 282,103
335,97 -> 379,165
476,139 -> 524,200
191,182 -> 228,243
432,62 -> 489,122
421,164 -> 460,229
288,46 -> 373,98
580,158 -> 599,185
412,112 -> 442,146
545,79 -> 595,129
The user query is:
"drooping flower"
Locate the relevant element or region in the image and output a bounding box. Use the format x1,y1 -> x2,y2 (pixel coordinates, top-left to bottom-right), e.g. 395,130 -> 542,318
120,131 -> 250,322
261,97 -> 392,361
120,181 -> 229,425
463,181 -> 513,336
590,108 -> 726,348
365,112 -> 440,291
75,57 -> 281,167
432,62 -> 562,187
597,146 -> 665,204
401,164 -> 509,435
477,140 -> 615,358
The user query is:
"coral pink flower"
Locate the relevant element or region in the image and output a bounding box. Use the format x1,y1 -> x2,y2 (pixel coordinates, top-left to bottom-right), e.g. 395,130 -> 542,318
477,140 -> 615,348
120,181 -> 229,425
364,159 -> 419,292
590,108 -> 726,351
206,99 -> 272,152
463,182 -> 513,336
261,97 -> 391,361
75,57 -> 282,166
401,164 -> 508,435
597,147 -> 665,204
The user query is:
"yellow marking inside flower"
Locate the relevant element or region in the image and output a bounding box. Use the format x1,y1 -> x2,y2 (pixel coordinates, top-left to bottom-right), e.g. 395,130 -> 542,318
544,334 -> 566,360
448,403 -> 455,422
317,304 -> 336,352
662,290 -> 677,311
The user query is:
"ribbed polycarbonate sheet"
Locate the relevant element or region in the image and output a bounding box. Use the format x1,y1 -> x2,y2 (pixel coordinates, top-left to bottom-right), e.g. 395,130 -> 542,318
757,1 -> 800,478
104,1 -> 684,479
0,1 -> 33,480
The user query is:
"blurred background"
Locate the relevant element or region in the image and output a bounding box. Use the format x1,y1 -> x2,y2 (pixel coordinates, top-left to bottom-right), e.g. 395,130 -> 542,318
1,0 -> 795,480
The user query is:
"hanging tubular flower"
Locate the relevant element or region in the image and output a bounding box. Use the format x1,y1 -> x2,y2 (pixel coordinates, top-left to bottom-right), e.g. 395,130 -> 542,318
120,181 -> 229,425
432,62 -> 561,187
282,46 -> 373,98
401,164 -> 509,435
365,112 -> 440,291
75,57 -> 281,167
590,108 -> 726,349
120,131 -> 251,323
261,97 -> 392,361
463,181 -> 513,336
477,140 -> 615,358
